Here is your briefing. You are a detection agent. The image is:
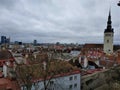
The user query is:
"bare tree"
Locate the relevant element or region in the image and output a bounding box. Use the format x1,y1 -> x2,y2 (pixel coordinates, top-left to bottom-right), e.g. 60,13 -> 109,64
16,65 -> 33,90
15,53 -> 58,90
16,52 -> 77,90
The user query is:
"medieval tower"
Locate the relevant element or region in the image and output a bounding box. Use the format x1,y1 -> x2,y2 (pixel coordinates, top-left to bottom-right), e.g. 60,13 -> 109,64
104,10 -> 114,54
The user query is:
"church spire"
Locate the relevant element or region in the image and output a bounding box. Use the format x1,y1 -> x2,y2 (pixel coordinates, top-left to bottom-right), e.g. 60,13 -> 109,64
108,10 -> 111,25
104,9 -> 114,33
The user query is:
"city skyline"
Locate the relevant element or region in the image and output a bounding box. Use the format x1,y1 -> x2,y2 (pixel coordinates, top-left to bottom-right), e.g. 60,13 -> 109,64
0,0 -> 120,44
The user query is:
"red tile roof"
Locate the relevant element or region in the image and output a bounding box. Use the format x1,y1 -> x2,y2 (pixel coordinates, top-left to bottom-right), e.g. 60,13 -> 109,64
0,78 -> 20,90
83,44 -> 103,49
0,50 -> 15,67
33,70 -> 80,82
0,50 -> 14,60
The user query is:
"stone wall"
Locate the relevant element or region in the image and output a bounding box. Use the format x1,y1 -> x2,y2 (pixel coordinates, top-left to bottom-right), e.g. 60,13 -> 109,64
81,65 -> 120,90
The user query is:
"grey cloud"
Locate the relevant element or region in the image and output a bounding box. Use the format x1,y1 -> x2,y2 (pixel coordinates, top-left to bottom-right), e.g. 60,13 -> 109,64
0,0 -> 120,44
0,0 -> 17,10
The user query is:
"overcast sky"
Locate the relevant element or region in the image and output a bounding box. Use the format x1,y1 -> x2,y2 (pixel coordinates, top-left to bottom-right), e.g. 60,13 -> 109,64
0,0 -> 120,44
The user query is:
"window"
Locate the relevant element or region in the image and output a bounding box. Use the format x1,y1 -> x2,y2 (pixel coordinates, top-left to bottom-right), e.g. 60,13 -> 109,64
69,85 -> 73,89
50,81 -> 54,86
74,83 -> 77,88
49,81 -> 54,90
107,40 -> 109,43
108,49 -> 111,52
74,76 -> 77,80
69,76 -> 73,81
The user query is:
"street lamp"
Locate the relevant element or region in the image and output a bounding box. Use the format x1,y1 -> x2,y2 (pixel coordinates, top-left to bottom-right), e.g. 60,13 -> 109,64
117,1 -> 120,6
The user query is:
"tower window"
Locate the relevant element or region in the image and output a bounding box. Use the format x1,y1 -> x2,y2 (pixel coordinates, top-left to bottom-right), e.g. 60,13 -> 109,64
107,40 -> 109,43
105,34 -> 111,36
109,49 -> 111,51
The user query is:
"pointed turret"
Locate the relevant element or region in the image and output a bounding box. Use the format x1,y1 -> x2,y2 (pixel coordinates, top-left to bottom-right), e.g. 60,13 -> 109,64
104,10 -> 114,33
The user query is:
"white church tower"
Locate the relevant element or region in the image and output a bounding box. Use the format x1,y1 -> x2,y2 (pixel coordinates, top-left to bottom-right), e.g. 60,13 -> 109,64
104,10 -> 114,54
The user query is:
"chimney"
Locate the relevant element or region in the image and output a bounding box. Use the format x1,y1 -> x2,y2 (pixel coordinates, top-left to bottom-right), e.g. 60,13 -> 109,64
79,56 -> 81,63
25,54 -> 28,58
34,54 -> 36,59
43,61 -> 47,70
84,56 -> 88,68
3,63 -> 7,77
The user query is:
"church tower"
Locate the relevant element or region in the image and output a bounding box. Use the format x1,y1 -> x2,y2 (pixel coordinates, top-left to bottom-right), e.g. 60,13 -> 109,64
104,10 -> 114,54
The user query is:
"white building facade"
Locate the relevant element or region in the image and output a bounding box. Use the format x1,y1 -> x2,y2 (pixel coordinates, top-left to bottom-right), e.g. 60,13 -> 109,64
21,71 -> 81,90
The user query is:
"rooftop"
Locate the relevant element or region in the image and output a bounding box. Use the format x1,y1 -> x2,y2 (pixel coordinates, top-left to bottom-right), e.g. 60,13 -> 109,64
0,50 -> 14,60
0,78 -> 20,90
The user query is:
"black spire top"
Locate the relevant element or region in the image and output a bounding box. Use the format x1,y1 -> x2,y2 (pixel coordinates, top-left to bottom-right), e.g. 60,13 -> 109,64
108,10 -> 111,24
104,9 -> 114,33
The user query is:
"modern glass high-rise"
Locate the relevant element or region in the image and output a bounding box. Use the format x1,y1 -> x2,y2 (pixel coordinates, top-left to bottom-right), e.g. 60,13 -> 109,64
1,36 -> 10,44
1,36 -> 6,44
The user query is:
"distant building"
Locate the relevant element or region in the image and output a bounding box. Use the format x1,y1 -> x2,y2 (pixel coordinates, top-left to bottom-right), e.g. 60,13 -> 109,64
1,36 -> 6,44
33,40 -> 37,46
14,41 -> 22,45
6,37 -> 10,44
83,44 -> 103,50
70,50 -> 80,57
104,10 -> 114,54
1,36 -> 10,44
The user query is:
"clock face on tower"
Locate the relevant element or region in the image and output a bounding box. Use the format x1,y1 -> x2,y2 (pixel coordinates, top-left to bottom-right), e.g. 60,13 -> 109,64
107,40 -> 109,43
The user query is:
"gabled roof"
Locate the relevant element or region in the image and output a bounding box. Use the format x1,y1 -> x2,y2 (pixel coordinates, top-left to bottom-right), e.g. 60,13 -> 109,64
0,50 -> 13,60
